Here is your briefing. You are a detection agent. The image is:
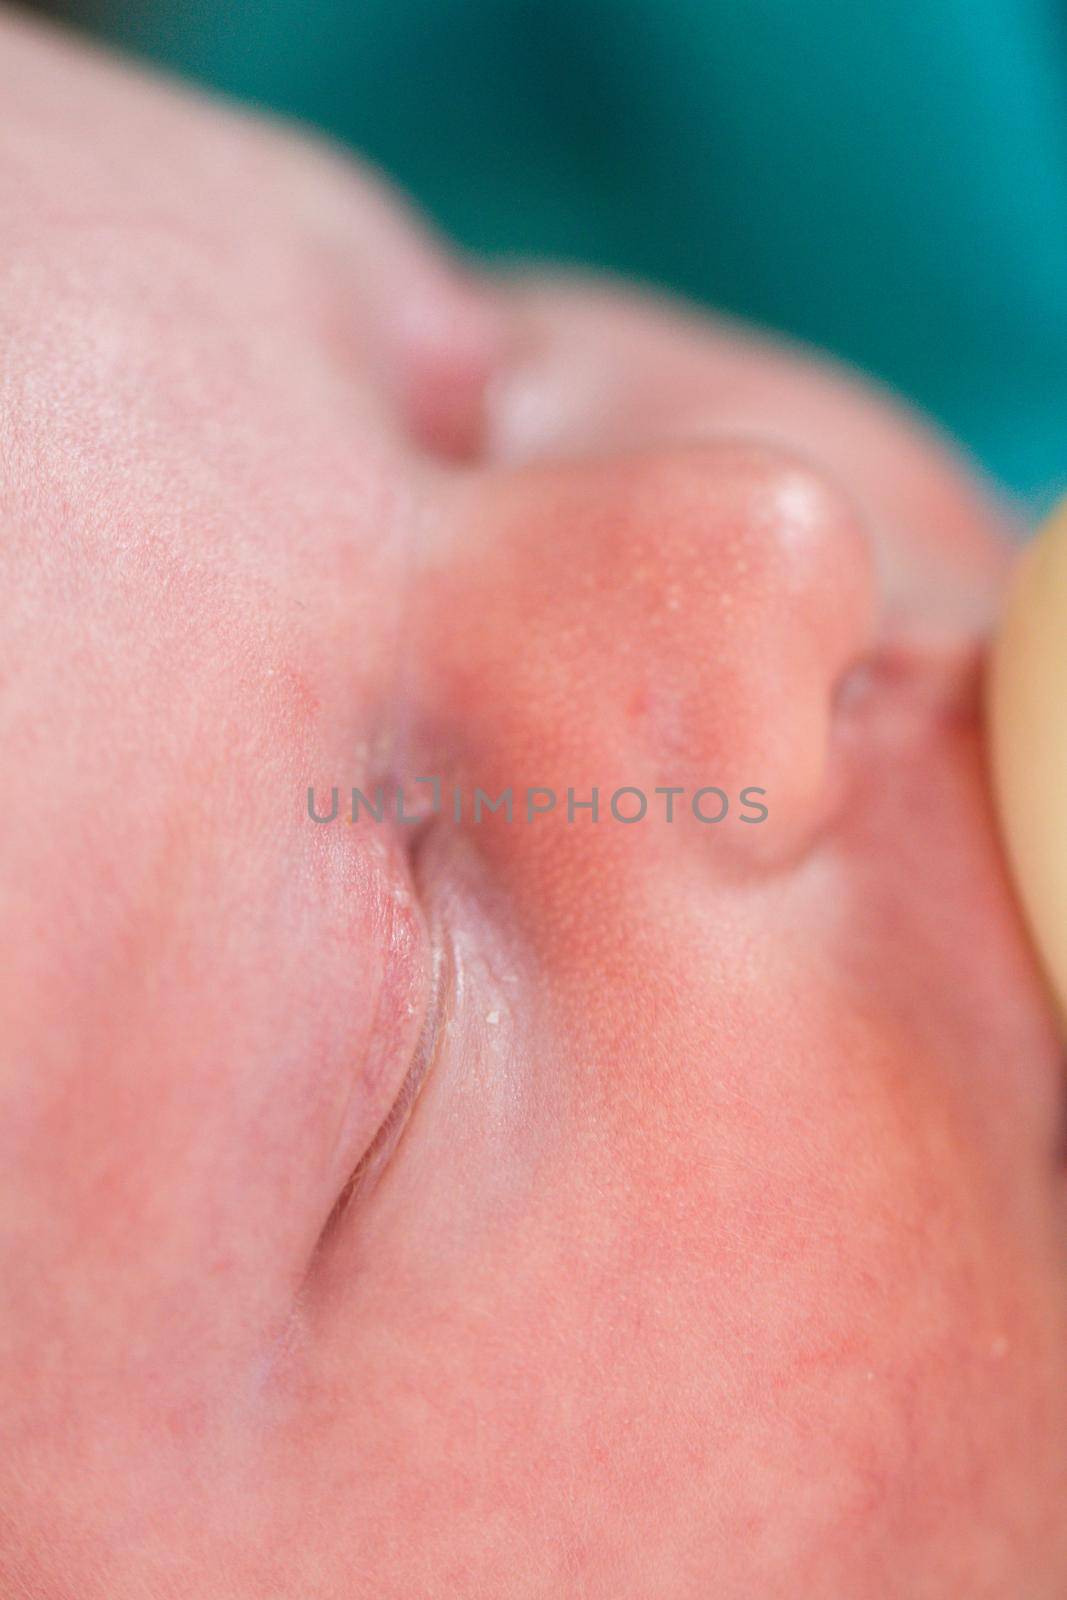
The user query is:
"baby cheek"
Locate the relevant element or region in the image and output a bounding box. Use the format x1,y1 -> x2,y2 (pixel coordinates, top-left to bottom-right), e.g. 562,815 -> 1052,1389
542,1040 -> 1065,1589
306,998 -> 1067,1598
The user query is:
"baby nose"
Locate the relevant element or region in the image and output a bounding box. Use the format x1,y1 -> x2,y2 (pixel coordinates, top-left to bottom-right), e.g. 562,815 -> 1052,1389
408,439 -> 875,905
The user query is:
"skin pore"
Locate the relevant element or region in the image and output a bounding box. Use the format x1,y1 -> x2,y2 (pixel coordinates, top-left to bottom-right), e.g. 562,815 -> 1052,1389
1,11 -> 1065,1597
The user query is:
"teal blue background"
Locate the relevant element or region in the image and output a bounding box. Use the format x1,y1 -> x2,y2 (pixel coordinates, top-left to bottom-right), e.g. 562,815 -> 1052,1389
69,0 -> 1067,504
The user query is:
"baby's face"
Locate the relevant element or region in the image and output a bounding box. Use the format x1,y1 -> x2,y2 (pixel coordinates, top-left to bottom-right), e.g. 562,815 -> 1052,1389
2,17 -> 1066,1597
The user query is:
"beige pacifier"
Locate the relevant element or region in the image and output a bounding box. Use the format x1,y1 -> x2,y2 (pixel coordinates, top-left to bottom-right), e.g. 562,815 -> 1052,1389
990,498 -> 1067,1018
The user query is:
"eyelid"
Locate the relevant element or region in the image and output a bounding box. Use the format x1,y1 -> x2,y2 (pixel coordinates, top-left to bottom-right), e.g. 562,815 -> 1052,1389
314,883 -> 453,1250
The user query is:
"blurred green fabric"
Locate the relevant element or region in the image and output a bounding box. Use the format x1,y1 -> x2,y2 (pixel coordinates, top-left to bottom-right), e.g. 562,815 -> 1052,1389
91,0 -> 1067,505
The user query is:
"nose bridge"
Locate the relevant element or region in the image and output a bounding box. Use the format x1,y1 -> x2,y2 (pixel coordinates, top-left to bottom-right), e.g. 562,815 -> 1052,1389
412,440 -> 875,891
